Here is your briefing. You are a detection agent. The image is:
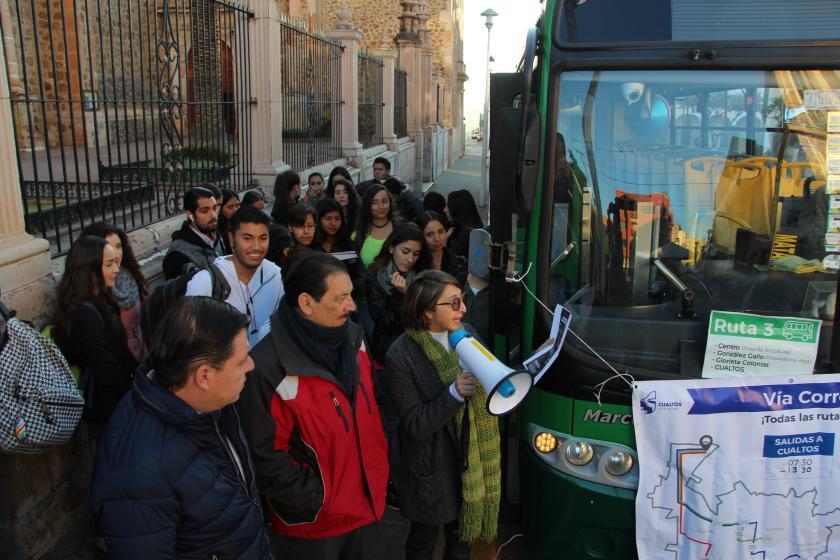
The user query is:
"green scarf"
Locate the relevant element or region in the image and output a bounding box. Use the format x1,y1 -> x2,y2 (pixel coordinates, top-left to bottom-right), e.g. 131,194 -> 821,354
407,329 -> 501,543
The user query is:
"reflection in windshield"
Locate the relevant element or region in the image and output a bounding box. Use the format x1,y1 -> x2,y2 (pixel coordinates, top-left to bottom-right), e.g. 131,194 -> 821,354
551,70 -> 838,375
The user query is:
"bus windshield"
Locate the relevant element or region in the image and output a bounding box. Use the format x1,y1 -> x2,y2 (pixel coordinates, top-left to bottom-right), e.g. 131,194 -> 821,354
551,69 -> 839,375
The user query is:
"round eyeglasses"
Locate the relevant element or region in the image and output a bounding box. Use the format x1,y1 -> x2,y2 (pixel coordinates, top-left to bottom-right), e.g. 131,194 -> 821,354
435,294 -> 466,312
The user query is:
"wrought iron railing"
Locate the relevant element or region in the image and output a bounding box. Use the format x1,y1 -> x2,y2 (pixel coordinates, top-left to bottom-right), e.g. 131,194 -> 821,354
278,21 -> 342,172
394,67 -> 407,138
2,0 -> 254,255
358,52 -> 382,147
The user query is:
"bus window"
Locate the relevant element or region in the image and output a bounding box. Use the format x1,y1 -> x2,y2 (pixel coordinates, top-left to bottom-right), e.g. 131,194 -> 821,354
551,69 -> 838,375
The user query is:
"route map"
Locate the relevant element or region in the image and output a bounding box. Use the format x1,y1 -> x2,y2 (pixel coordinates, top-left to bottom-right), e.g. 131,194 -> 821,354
634,375 -> 840,559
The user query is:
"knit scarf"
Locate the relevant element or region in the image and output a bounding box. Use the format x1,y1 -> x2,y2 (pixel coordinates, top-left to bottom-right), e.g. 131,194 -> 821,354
406,329 -> 501,543
277,298 -> 359,401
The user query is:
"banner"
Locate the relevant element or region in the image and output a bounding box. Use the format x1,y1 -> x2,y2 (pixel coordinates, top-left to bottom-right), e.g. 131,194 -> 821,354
634,374 -> 840,559
701,311 -> 821,378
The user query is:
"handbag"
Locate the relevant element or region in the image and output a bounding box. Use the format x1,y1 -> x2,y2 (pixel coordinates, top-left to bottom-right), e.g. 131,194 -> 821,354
0,317 -> 84,454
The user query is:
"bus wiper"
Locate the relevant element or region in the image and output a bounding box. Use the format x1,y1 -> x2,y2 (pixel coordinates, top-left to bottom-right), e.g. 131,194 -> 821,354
652,257 -> 696,319
551,241 -> 576,268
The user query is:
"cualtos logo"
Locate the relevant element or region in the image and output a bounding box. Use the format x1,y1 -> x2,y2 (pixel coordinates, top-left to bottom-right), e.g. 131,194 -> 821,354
639,391 -> 683,414
640,391 -> 656,414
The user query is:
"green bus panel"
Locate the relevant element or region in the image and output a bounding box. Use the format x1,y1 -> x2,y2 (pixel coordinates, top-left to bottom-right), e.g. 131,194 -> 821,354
520,442 -> 637,559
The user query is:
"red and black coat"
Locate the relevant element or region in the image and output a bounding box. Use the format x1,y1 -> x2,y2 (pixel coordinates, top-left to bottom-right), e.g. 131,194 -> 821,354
236,313 -> 388,539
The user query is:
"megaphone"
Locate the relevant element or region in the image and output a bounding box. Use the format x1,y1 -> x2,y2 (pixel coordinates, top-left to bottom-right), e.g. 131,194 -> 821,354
449,329 -> 533,416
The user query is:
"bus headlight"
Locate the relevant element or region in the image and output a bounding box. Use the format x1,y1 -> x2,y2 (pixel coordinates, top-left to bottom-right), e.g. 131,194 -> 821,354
604,450 -> 634,476
534,432 -> 557,453
564,440 -> 594,466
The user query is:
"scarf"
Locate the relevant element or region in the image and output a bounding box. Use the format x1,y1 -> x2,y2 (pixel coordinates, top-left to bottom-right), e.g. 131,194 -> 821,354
406,329 -> 501,543
277,298 -> 359,401
111,268 -> 141,310
375,259 -> 416,297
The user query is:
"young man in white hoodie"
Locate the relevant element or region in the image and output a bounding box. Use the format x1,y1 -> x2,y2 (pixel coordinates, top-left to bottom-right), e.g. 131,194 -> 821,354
186,205 -> 283,346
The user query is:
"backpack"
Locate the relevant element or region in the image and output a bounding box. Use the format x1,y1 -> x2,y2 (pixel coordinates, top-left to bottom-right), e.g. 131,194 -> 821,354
0,299 -> 84,455
140,262 -> 231,344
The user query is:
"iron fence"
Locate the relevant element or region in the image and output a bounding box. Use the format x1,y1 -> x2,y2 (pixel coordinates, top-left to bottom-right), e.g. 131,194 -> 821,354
278,21 -> 342,172
2,0 -> 254,255
358,52 -> 382,147
394,67 -> 407,138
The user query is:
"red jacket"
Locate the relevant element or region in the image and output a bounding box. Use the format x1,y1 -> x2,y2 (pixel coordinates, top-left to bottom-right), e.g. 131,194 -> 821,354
236,314 -> 388,539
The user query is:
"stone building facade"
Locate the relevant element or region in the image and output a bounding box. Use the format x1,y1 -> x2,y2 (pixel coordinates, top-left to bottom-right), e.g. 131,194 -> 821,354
285,0 -> 467,174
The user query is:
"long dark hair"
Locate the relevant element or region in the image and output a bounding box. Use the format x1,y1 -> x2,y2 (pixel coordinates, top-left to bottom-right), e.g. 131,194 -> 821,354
316,197 -> 351,248
367,223 -> 430,276
327,165 -> 352,188
265,224 -> 294,269
53,236 -> 120,341
79,222 -> 148,298
413,211 -> 447,239
355,184 -> 397,249
271,170 -> 301,223
447,189 -> 484,229
326,178 -> 360,235
218,189 -> 239,239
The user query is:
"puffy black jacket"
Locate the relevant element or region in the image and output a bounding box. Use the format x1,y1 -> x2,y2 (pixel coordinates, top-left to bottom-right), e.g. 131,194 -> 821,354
91,368 -> 271,560
162,221 -> 223,279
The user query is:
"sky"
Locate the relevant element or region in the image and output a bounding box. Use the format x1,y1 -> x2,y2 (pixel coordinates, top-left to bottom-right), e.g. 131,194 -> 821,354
462,0 -> 545,131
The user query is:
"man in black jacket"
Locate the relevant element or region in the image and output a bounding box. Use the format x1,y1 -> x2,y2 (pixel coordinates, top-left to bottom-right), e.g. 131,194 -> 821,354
162,186 -> 223,279
91,296 -> 271,559
385,177 -> 423,223
356,156 -> 391,196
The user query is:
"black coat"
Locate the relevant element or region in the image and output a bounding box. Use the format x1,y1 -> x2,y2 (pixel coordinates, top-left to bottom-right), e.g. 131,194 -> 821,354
91,369 -> 271,559
385,333 -> 466,525
365,271 -> 405,363
66,297 -> 137,424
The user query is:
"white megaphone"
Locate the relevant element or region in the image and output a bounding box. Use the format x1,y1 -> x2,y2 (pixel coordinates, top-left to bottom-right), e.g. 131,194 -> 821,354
449,328 -> 533,416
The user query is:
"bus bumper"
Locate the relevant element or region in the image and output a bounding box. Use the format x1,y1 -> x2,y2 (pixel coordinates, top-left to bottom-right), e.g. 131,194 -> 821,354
519,442 -> 638,559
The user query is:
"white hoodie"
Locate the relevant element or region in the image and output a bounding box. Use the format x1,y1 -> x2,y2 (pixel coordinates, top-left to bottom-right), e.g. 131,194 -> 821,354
186,256 -> 284,347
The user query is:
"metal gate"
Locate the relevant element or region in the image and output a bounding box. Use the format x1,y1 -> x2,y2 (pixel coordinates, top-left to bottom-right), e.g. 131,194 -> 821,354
1,0 -> 253,255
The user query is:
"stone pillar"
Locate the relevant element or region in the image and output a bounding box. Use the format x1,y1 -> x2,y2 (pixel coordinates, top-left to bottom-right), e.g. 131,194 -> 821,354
373,49 -> 398,151
248,0 -> 288,185
0,36 -> 51,316
326,8 -> 363,168
456,60 -> 467,157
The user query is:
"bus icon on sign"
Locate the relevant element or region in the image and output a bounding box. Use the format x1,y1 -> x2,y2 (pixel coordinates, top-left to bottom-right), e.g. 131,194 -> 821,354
782,321 -> 814,342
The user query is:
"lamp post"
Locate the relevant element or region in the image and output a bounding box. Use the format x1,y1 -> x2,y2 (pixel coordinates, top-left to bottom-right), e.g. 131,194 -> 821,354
479,8 -> 497,208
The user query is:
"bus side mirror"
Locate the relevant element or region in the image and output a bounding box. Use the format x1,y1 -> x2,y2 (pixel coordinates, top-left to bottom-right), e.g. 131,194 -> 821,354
515,27 -> 541,216
516,109 -> 542,215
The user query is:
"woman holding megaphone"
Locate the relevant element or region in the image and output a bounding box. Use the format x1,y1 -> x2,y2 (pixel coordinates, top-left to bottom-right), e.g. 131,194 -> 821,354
386,270 -> 501,559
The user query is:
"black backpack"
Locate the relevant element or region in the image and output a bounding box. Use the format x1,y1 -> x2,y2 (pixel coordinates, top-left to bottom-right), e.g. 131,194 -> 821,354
140,263 -> 231,343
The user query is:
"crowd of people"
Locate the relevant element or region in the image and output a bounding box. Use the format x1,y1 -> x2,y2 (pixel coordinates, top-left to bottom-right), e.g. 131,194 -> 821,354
5,161 -> 497,560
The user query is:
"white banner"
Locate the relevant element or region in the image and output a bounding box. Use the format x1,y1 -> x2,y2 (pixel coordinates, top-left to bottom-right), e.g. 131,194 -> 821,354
634,374 -> 840,559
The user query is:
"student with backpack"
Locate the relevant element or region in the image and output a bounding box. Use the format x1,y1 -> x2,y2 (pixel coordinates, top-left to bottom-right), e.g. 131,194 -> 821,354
186,206 -> 284,346
162,186 -> 223,279
52,236 -> 137,426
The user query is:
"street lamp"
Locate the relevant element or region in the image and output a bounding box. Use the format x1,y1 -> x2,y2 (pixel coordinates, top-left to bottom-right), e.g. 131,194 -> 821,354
479,8 -> 497,208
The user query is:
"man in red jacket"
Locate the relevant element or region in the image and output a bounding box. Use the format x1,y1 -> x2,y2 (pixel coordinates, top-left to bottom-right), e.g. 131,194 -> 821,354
237,252 -> 388,558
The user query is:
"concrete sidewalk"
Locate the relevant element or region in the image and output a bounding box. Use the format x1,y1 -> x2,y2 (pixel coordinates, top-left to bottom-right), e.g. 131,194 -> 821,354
426,139 -> 489,224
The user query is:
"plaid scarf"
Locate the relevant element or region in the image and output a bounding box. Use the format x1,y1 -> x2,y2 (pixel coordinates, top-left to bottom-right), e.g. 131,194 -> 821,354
407,329 -> 500,543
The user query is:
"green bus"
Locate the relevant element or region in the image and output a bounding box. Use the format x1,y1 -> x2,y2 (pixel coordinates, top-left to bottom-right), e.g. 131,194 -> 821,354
485,0 -> 840,557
